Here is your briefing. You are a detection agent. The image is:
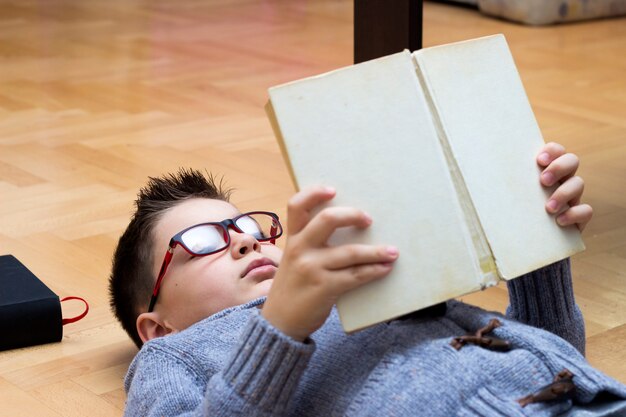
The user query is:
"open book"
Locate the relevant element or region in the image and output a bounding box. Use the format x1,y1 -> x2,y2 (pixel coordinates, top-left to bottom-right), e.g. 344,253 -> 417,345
265,34 -> 585,333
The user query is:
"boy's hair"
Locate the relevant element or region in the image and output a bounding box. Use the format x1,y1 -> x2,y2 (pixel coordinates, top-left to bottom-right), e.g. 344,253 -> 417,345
109,168 -> 232,348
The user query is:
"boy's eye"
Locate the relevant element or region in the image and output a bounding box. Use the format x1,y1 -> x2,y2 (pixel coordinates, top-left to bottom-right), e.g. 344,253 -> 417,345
181,225 -> 224,255
235,216 -> 264,237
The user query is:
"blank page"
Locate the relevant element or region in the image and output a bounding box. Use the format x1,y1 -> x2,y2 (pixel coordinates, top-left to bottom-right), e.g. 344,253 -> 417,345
413,35 -> 584,279
268,51 -> 483,332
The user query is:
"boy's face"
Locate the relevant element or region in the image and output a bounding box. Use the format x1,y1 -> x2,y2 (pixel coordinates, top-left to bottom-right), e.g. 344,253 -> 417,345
149,198 -> 283,331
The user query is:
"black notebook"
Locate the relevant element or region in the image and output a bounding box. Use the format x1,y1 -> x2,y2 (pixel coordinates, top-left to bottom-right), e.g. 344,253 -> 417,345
0,254 -> 63,350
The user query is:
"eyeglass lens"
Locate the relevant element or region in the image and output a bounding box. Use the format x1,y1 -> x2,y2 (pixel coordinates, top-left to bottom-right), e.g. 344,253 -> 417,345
180,213 -> 278,255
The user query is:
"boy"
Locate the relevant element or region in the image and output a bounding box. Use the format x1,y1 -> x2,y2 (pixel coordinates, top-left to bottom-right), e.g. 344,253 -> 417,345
110,142 -> 626,416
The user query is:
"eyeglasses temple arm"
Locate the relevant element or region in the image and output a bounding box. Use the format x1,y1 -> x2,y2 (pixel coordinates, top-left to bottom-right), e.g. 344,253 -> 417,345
148,247 -> 174,312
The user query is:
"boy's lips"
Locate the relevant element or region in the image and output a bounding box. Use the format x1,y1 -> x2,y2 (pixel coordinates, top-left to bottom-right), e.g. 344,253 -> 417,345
241,258 -> 277,279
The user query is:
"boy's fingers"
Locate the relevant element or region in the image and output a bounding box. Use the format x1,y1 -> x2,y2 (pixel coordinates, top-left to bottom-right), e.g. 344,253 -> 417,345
287,186 -> 336,235
301,206 -> 372,247
537,142 -> 566,167
546,176 -> 584,213
329,262 -> 394,294
540,153 -> 580,187
556,204 -> 593,232
322,244 -> 399,270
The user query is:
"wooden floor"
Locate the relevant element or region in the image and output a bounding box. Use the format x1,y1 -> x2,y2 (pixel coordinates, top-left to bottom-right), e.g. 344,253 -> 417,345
0,1 -> 624,415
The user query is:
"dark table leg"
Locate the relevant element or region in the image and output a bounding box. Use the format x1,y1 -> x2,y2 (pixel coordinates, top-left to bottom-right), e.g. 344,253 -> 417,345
354,0 -> 423,64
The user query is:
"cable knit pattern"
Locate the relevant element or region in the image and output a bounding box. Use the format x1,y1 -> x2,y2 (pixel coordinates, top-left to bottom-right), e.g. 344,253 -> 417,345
506,258 -> 586,354
213,312 -> 314,415
123,260 -> 626,416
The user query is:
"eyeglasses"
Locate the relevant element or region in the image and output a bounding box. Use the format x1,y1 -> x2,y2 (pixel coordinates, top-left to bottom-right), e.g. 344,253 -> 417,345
148,211 -> 283,312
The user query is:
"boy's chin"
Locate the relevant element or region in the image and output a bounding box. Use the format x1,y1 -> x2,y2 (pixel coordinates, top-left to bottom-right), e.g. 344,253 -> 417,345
255,277 -> 274,296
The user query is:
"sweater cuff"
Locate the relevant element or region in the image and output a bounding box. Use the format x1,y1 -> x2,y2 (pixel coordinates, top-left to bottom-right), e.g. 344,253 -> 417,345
506,258 -> 586,353
221,309 -> 315,413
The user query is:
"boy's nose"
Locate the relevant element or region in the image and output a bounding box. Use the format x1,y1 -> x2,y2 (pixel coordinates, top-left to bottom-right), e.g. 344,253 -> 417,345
229,230 -> 260,258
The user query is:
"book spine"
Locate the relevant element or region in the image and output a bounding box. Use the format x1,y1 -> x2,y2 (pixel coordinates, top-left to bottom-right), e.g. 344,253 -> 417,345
0,296 -> 62,351
411,54 -> 499,288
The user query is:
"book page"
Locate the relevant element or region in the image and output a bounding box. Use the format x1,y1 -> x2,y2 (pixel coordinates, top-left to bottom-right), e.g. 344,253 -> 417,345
268,51 -> 486,332
413,35 -> 584,279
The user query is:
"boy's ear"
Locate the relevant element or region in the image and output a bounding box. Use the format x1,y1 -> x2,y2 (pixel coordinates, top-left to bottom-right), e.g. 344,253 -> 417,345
136,312 -> 175,343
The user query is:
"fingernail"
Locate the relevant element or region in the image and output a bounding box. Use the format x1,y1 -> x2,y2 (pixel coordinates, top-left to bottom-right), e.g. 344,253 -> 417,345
363,212 -> 373,224
325,186 -> 336,194
547,199 -> 559,212
386,246 -> 399,257
538,152 -> 550,165
542,172 -> 555,186
556,213 -> 567,225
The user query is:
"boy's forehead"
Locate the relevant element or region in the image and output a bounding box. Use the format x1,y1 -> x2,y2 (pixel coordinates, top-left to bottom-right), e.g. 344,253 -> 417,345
155,198 -> 240,244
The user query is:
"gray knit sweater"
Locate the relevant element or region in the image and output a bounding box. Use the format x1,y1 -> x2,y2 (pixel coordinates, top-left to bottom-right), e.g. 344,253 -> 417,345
123,260 -> 626,416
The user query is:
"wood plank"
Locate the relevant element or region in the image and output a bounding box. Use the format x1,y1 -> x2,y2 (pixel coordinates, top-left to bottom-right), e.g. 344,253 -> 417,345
587,324 -> 626,384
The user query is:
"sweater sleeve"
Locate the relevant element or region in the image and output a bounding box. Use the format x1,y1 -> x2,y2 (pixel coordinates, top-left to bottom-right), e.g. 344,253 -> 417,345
505,258 -> 586,355
123,311 -> 315,417
202,311 -> 315,416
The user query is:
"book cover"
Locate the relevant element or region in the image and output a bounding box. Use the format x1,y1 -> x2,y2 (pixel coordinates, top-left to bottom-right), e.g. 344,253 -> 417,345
266,34 -> 585,332
0,254 -> 63,350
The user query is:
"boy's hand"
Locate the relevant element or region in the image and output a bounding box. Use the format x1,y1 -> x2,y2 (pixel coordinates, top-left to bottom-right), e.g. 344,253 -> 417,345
262,186 -> 398,341
538,142 -> 593,232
